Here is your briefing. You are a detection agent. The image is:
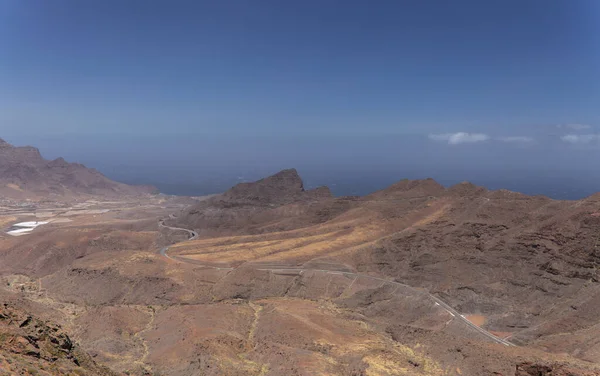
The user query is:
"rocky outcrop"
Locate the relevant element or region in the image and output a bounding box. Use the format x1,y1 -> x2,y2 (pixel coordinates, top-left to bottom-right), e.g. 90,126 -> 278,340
516,362 -> 599,376
218,168 -> 329,206
171,168 -> 338,235
366,178 -> 446,200
445,181 -> 488,197
0,302 -> 116,375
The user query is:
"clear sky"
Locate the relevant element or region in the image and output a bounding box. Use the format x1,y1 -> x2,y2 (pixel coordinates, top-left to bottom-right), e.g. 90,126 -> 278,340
1,1 -> 599,197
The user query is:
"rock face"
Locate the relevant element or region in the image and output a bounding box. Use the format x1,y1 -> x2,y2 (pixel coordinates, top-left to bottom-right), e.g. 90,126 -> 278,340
220,168 -> 306,206
515,362 -> 599,376
171,168 -> 335,235
0,302 -> 115,375
219,168 -> 330,206
0,138 -> 157,199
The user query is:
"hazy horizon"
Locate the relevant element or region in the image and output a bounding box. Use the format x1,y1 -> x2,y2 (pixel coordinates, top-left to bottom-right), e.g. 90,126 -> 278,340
3,133 -> 600,200
2,1 -> 599,199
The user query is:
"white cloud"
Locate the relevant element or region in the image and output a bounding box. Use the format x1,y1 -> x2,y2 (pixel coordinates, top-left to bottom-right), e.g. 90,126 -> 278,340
428,132 -> 489,145
557,124 -> 592,131
496,136 -> 534,143
561,134 -> 600,144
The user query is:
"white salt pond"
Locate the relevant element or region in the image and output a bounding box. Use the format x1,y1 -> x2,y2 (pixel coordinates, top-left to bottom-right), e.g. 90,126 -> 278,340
7,228 -> 34,235
7,221 -> 49,236
12,221 -> 48,228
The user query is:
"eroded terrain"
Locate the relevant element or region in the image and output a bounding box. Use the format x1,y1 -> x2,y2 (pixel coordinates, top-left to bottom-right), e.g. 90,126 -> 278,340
2,171 -> 600,375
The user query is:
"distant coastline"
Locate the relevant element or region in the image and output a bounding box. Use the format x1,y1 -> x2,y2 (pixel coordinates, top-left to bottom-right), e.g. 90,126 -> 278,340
117,173 -> 599,201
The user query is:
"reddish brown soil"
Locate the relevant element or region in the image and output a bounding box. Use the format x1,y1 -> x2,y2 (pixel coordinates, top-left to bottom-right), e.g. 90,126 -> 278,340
3,170 -> 600,375
465,314 -> 486,327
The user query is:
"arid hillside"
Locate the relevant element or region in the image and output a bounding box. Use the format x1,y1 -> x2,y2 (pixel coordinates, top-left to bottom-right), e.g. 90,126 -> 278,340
0,138 -> 157,199
2,169 -> 600,375
0,290 -> 116,375
170,171 -> 600,370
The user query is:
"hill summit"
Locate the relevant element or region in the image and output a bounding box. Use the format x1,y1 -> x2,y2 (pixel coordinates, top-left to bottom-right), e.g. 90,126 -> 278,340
221,168 -> 331,206
171,168 -> 333,235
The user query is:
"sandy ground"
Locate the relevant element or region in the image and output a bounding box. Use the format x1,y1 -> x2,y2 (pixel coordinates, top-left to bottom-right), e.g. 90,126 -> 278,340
465,314 -> 486,327
3,187 -> 600,375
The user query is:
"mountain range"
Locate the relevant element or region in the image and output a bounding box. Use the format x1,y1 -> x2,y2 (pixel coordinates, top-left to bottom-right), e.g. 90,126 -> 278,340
2,141 -> 600,375
0,138 -> 156,200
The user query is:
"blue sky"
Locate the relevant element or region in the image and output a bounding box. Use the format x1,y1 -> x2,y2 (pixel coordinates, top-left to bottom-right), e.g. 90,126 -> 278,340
1,1 -> 600,196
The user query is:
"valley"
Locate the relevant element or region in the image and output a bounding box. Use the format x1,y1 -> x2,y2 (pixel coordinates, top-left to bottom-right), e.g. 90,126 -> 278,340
5,1 -> 600,374
2,164 -> 600,375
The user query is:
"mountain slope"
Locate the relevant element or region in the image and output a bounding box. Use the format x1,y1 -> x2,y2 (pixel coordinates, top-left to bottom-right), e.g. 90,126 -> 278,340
0,291 -> 116,375
169,172 -> 600,366
170,168 -> 336,236
5,168 -> 600,374
0,138 -> 157,199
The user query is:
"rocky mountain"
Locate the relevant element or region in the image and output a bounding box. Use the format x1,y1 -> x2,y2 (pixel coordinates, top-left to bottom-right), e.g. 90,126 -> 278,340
219,168 -> 332,206
5,169 -> 600,375
170,168 -> 335,235
163,172 -> 600,370
0,138 -> 157,199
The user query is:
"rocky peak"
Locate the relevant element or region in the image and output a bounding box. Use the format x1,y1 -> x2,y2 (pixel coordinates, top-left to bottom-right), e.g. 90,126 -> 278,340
370,177 -> 446,199
258,168 -> 304,191
0,137 -> 157,198
393,178 -> 444,192
446,181 -> 487,197
0,138 -> 12,148
0,139 -> 43,165
221,168 -> 308,205
46,157 -> 71,168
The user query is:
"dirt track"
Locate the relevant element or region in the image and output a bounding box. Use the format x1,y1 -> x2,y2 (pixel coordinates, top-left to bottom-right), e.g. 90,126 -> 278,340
158,218 -> 514,347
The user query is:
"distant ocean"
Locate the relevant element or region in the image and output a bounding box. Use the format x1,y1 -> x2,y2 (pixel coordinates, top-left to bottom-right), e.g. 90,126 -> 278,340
131,171 -> 600,201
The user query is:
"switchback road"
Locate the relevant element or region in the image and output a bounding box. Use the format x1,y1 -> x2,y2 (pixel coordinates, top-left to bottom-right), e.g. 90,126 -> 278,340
157,219 -> 514,347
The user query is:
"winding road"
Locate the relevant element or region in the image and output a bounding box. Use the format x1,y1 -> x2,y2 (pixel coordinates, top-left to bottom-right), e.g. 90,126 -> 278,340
158,218 -> 514,347
158,219 -> 198,259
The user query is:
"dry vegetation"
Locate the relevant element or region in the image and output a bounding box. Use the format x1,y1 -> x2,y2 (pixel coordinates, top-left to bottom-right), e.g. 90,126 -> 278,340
3,170 -> 600,375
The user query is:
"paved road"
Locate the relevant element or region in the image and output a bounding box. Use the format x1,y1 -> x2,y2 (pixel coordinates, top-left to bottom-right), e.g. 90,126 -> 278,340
158,219 -> 198,240
157,219 -> 514,347
158,219 -> 232,268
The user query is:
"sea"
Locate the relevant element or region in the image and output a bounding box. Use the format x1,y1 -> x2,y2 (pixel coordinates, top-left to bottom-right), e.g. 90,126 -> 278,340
120,169 -> 600,201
